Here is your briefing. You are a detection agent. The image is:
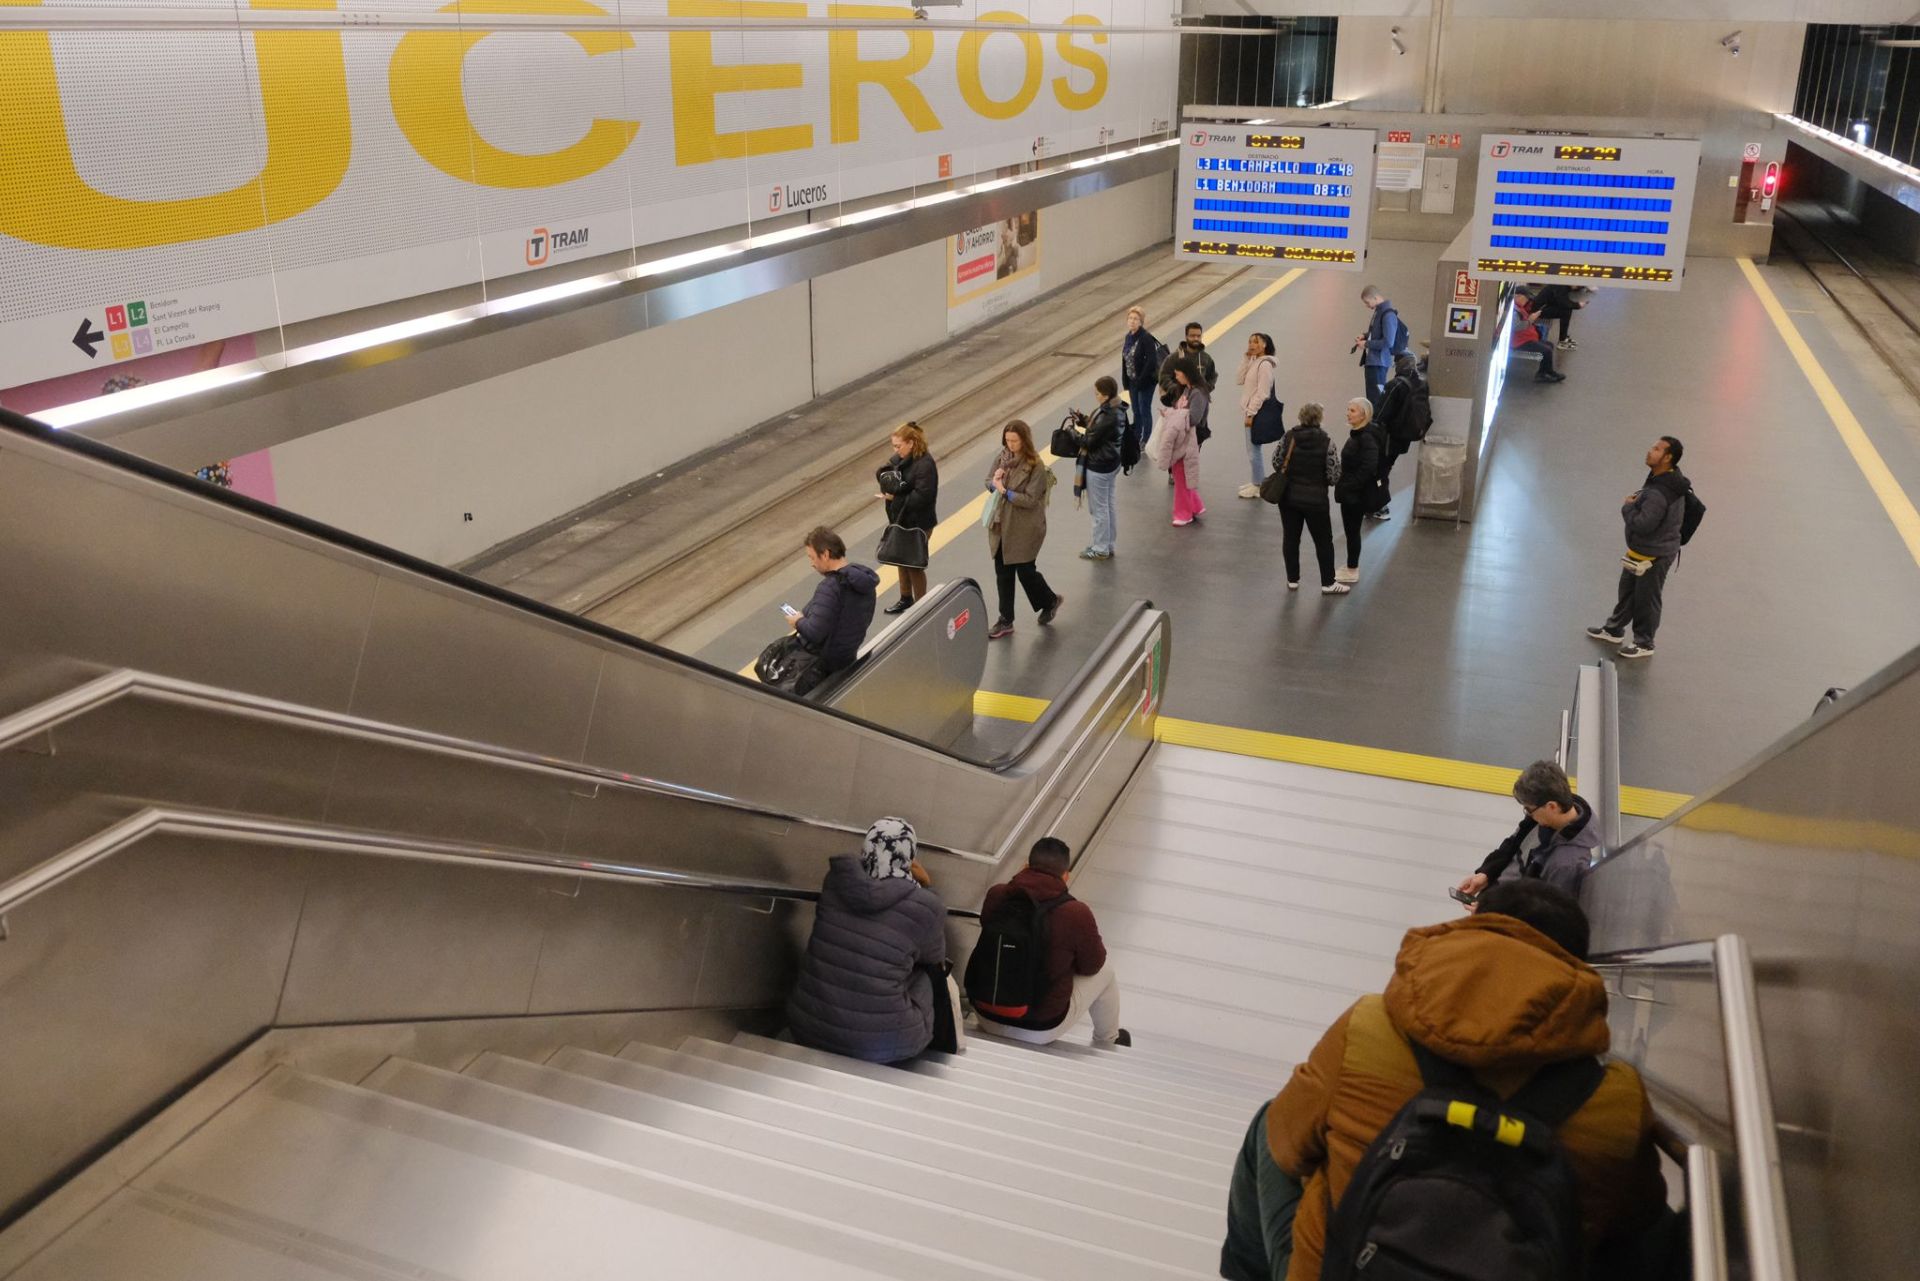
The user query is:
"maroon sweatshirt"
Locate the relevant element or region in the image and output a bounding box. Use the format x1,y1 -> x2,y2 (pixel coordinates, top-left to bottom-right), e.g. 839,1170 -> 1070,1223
979,868 -> 1108,1028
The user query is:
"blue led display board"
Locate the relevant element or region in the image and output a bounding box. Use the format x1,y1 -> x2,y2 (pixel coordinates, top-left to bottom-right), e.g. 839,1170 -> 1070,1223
1468,135 -> 1701,291
1176,123 -> 1377,270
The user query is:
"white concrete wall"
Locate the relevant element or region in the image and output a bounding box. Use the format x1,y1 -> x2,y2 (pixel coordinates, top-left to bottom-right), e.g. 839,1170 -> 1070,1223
265,169 -> 1174,566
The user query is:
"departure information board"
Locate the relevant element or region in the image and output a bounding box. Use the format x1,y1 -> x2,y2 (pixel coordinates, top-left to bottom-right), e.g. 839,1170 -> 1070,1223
1176,123 -> 1377,270
1468,134 -> 1700,291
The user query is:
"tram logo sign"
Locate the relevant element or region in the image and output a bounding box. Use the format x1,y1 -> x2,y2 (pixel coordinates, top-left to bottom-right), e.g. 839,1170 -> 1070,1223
1189,131 -> 1209,147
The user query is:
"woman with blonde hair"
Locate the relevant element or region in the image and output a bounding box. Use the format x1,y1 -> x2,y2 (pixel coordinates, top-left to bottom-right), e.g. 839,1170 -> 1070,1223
983,420 -> 1063,639
1332,398 -> 1387,584
876,421 -> 938,613
1120,305 -> 1165,453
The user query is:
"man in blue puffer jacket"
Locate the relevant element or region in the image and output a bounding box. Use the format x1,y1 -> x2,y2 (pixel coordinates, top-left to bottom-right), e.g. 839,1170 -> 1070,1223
790,525 -> 879,695
787,817 -> 949,1063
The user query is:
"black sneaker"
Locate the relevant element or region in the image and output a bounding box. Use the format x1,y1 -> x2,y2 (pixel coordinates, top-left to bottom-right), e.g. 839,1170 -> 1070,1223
1112,1029 -> 1133,1048
1618,642 -> 1655,660
1038,593 -> 1064,626
1536,371 -> 1567,384
1585,625 -> 1625,644
882,597 -> 914,615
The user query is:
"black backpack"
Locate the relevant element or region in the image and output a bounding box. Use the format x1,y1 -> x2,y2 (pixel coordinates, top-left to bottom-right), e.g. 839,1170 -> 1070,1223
1679,488 -> 1706,545
1407,378 -> 1434,440
1319,1043 -> 1605,1281
964,891 -> 1068,1023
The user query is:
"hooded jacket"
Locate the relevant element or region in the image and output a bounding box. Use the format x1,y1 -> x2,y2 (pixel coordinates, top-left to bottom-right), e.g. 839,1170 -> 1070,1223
786,855 -> 949,1063
1265,915 -> 1664,1281
977,867 -> 1107,1028
1623,468 -> 1691,558
1474,795 -> 1602,897
795,563 -> 879,671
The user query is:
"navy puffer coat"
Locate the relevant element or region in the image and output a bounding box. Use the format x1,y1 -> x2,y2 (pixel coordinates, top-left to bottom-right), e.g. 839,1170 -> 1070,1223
786,855 -> 948,1063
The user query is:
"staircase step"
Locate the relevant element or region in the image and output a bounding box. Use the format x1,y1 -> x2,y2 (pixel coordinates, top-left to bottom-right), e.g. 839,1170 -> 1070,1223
1077,849 -> 1441,931
960,1033 -> 1284,1098
1067,877 -> 1415,955
605,1041 -> 1225,1211
1101,947 -> 1367,1030
901,1040 -> 1253,1126
937,1037 -> 1274,1111
1093,911 -> 1397,999
727,1033 -> 1241,1162
115,1068 -> 1023,1281
666,1038 -> 1234,1191
365,1058 -> 1210,1281
1111,989 -> 1331,1065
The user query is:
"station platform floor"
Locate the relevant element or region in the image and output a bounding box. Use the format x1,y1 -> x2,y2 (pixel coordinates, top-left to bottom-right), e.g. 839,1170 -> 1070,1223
671,238 -> 1920,800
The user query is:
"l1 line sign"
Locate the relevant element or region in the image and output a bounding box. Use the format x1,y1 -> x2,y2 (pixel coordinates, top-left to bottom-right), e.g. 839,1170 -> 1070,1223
0,0 -> 1178,390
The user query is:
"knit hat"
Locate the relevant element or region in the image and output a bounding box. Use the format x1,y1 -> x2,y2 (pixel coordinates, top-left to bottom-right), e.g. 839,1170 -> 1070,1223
861,817 -> 917,881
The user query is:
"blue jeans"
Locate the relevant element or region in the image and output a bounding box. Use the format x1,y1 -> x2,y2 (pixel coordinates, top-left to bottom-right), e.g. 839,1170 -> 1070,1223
1127,382 -> 1155,447
1363,365 -> 1387,408
1244,428 -> 1267,487
1085,466 -> 1117,553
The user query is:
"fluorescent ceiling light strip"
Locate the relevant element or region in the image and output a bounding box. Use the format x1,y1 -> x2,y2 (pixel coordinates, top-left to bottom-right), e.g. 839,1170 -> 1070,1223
1777,113 -> 1920,186
37,138 -> 1178,428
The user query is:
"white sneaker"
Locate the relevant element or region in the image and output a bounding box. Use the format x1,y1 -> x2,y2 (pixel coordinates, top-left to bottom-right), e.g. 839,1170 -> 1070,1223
1322,582 -> 1351,595
1238,483 -> 1260,499
1287,581 -> 1300,592
1335,566 -> 1359,584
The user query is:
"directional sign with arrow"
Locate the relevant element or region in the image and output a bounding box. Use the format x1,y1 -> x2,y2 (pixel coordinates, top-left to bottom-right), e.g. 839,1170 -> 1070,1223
72,317 -> 105,359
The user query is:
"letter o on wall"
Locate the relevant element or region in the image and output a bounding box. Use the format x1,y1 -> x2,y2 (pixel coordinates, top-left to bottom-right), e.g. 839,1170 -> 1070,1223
958,12 -> 1043,121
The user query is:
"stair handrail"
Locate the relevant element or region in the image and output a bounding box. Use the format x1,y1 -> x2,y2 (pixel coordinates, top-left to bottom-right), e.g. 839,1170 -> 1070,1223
1590,935 -> 1797,1281
0,668 -> 997,865
1567,659 -> 1622,852
0,805 -> 987,932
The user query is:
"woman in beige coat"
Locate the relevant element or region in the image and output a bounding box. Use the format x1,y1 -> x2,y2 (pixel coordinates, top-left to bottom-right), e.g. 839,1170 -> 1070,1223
984,420 -> 1063,640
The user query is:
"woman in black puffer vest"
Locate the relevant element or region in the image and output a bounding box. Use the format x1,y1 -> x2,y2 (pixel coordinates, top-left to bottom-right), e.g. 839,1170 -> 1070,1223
877,422 -> 939,614
1272,402 -> 1346,595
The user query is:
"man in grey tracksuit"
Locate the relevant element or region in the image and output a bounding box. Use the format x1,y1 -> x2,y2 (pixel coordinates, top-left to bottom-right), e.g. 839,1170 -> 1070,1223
1455,760 -> 1601,901
1588,435 -> 1691,660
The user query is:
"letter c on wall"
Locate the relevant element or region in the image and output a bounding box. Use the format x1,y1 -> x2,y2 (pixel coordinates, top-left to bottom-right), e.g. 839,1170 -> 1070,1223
391,0 -> 640,189
0,0 -> 351,251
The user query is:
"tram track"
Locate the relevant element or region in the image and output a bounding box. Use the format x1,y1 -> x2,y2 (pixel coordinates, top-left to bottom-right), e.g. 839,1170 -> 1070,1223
1772,202 -> 1920,405
562,259 -> 1248,641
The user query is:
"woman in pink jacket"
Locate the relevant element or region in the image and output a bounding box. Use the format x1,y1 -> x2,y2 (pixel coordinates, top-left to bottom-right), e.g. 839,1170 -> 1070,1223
1153,357 -> 1206,526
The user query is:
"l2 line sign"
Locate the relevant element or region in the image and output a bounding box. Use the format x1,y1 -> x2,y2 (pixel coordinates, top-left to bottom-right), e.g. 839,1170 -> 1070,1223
0,0 -> 1178,389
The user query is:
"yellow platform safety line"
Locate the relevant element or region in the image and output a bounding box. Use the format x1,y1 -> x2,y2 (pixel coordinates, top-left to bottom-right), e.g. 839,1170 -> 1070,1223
743,270 -> 1310,677
1738,257 -> 1920,569
968,691 -> 1691,820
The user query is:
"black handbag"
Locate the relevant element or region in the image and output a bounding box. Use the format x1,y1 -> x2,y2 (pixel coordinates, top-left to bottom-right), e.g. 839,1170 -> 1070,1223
754,634 -> 819,691
1251,385 -> 1287,446
876,523 -> 929,569
1259,437 -> 1294,505
877,463 -> 905,495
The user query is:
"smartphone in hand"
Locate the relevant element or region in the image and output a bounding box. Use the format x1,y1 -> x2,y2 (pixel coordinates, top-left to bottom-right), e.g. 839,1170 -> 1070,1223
1448,886 -> 1480,906
780,604 -> 800,619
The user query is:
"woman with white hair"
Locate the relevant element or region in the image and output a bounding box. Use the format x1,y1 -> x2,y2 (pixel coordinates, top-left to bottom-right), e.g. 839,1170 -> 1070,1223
786,817 -> 949,1063
1332,398 -> 1387,585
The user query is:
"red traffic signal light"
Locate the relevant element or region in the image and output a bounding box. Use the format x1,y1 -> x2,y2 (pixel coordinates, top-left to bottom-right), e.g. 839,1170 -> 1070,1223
1762,162 -> 1780,197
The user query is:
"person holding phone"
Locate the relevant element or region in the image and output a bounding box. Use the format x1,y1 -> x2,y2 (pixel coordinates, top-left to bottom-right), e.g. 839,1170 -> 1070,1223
1454,760 -> 1600,904
787,526 -> 879,696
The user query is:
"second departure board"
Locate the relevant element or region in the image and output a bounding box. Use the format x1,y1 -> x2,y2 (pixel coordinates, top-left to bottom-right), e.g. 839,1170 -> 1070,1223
1176,122 -> 1378,270
1469,134 -> 1701,291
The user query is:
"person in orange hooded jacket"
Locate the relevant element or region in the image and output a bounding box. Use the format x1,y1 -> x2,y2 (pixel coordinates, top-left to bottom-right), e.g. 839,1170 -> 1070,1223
1220,879 -> 1666,1281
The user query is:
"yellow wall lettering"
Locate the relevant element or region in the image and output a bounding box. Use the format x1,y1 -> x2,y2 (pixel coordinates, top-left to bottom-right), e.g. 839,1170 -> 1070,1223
0,0 -> 350,251
957,12 -> 1042,121
390,0 -> 639,190
826,4 -> 940,144
1052,16 -> 1108,111
669,0 -> 814,165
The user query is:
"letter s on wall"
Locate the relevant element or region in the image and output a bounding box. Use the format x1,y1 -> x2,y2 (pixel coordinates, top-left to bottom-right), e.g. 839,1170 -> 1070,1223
391,0 -> 640,190
0,0 -> 351,251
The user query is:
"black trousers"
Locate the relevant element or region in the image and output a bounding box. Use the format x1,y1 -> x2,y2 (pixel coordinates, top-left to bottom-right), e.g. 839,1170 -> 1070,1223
994,550 -> 1057,623
1605,555 -> 1673,646
1339,499 -> 1367,569
1280,504 -> 1335,587
1517,340 -> 1559,376
1535,302 -> 1573,340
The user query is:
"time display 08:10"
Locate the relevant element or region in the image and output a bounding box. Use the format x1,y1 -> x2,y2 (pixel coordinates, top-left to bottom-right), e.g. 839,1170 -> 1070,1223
1246,134 -> 1306,149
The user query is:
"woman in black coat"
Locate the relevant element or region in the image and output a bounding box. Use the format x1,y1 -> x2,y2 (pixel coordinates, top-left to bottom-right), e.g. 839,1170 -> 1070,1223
1274,402 -> 1346,595
1333,398 -> 1386,585
877,421 -> 939,614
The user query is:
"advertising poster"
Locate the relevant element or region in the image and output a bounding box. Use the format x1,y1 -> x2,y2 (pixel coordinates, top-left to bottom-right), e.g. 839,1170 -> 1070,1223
0,2 -> 1179,391
947,211 -> 1041,333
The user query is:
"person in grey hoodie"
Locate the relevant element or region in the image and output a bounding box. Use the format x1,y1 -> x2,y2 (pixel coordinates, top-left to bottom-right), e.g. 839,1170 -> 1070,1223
1586,436 -> 1691,660
787,817 -> 949,1064
1454,760 -> 1601,901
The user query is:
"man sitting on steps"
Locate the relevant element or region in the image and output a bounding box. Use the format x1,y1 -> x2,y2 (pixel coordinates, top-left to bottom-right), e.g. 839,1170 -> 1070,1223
966,837 -> 1129,1047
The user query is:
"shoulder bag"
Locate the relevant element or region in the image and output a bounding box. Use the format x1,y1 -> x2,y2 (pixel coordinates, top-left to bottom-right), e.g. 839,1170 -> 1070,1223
1259,436 -> 1294,504
876,523 -> 929,569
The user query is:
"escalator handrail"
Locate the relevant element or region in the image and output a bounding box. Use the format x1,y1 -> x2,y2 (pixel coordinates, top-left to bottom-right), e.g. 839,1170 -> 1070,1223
0,408 -> 1146,777
0,805 -> 988,925
1589,935 -> 1798,1281
991,600 -> 1154,770
0,667 -> 999,865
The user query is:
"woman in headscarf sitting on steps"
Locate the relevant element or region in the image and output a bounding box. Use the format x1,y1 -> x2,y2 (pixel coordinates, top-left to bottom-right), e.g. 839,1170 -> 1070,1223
786,817 -> 951,1064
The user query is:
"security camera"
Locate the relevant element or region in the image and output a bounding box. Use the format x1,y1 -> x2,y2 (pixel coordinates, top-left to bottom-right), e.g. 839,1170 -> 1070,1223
1390,26 -> 1406,56
1720,30 -> 1742,55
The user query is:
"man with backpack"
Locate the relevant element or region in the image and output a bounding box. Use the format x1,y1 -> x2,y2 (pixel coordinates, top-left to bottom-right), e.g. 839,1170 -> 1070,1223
1586,435 -> 1700,661
1370,353 -> 1429,522
1120,306 -> 1167,452
1354,286 -> 1408,408
965,837 -> 1128,1046
1221,880 -> 1664,1281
